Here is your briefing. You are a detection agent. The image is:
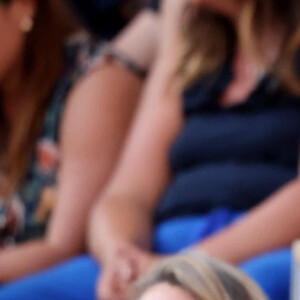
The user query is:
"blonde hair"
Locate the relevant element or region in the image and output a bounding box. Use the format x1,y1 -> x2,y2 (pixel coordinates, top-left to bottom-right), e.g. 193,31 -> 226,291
178,0 -> 300,94
132,251 -> 268,300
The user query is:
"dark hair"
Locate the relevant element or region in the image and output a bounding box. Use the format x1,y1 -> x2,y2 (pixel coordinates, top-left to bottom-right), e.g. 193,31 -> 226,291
0,0 -> 80,196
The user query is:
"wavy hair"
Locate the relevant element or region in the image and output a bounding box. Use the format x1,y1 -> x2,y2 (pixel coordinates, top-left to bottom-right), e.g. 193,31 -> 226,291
132,251 -> 268,300
178,0 -> 300,94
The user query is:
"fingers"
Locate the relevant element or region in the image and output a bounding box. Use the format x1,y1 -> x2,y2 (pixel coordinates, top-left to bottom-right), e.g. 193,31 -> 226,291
98,267 -> 121,300
98,244 -> 155,299
98,254 -> 137,300
159,0 -> 188,61
119,256 -> 137,283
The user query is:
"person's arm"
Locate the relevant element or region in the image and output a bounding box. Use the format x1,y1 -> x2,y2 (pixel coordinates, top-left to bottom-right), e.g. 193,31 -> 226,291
88,3 -> 186,267
88,0 -> 187,267
0,10 -> 158,283
198,178 -> 300,264
88,57 -> 183,265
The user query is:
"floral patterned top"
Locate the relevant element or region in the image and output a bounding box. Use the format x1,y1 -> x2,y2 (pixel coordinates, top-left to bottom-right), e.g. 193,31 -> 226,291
0,33 -> 104,246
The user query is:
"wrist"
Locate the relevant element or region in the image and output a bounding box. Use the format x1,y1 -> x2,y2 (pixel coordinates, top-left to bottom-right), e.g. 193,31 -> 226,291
99,241 -> 137,266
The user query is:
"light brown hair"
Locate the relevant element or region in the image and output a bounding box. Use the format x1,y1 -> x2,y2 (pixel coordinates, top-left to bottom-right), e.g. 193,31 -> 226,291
132,251 -> 268,300
178,0 -> 300,94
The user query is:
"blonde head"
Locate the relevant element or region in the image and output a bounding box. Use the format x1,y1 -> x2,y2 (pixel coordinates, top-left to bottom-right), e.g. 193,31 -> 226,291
132,251 -> 268,300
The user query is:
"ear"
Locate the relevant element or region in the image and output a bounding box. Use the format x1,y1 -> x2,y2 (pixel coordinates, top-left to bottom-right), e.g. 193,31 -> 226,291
6,0 -> 37,31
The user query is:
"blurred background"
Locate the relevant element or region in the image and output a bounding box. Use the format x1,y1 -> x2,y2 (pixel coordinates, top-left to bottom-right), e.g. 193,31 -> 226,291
69,0 -> 160,39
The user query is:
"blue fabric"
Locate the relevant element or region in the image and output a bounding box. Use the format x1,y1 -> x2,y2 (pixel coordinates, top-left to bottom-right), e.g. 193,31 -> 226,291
241,250 -> 291,300
0,212 -> 291,300
0,256 -> 99,300
153,209 -> 243,253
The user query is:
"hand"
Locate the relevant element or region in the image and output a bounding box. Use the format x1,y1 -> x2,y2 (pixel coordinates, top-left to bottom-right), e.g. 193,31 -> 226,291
97,244 -> 164,300
161,0 -> 188,27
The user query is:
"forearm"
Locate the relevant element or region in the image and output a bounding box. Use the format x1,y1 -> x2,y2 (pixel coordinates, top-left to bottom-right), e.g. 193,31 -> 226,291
89,195 -> 153,264
0,238 -> 78,282
198,179 -> 300,264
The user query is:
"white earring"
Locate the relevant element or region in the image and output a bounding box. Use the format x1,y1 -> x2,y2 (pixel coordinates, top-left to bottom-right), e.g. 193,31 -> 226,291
20,16 -> 34,33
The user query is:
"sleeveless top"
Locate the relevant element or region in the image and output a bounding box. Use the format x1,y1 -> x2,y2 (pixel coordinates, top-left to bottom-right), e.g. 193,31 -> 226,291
0,33 -> 104,246
155,61 -> 300,223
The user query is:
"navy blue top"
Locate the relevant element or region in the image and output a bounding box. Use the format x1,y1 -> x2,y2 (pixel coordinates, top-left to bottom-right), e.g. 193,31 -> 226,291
155,62 -> 300,223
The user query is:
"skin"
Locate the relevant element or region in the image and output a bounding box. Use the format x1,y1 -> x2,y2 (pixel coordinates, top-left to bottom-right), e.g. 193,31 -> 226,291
89,0 -> 300,299
139,283 -> 195,300
0,0 -> 30,82
0,7 -> 159,282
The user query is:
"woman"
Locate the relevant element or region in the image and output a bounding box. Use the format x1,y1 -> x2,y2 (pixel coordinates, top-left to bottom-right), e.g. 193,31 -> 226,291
132,251 -> 268,300
0,0 -> 298,299
91,0 -> 300,299
0,0 -> 82,245
0,0 -> 158,282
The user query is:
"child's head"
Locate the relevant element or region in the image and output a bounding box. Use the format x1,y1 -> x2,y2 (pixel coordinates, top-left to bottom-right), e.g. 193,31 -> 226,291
132,251 -> 268,300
